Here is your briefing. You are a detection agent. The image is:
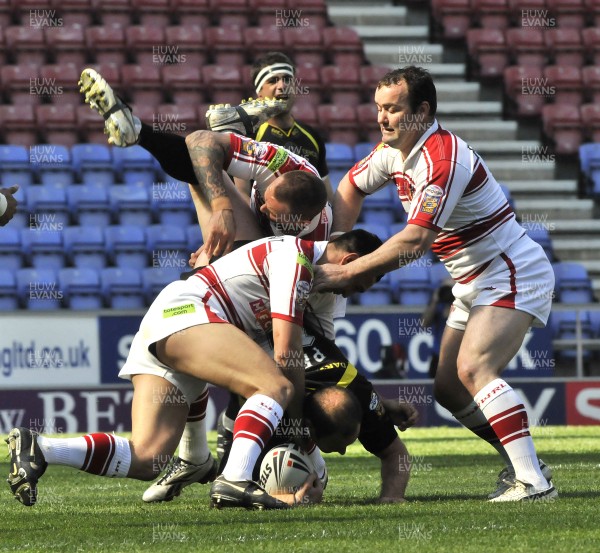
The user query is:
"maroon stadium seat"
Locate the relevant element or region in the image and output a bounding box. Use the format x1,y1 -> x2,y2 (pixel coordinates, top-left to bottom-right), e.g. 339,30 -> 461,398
357,103 -> 380,144
580,103 -> 600,141
317,105 -> 360,145
127,26 -> 166,66
320,65 -> 363,107
171,0 -> 211,27
545,28 -> 584,67
51,0 -> 94,26
544,65 -> 583,105
510,0 -> 549,26
92,0 -> 132,27
360,65 -> 391,91
76,104 -> 106,144
161,65 -> 204,106
542,104 -> 582,155
86,27 -> 127,66
154,104 -> 200,136
201,65 -> 245,104
503,65 -> 546,117
582,66 -> 600,103
40,64 -> 82,105
472,0 -> 510,29
0,1 -> 10,27
294,64 -> 324,107
165,26 -> 208,68
466,29 -> 509,79
243,27 -> 285,59
45,25 -> 86,66
297,0 -> 329,27
322,27 -> 365,67
0,28 -> 5,66
205,27 -> 246,67
506,28 -> 547,67
584,0 -> 600,25
5,26 -> 47,65
131,0 -> 172,27
121,64 -> 165,107
0,105 -> 38,146
36,104 -> 79,147
249,0 -> 286,27
582,27 -> 600,65
2,64 -> 41,105
210,0 -> 252,27
283,27 -> 325,67
546,0 -> 586,28
431,0 -> 472,40
292,103 -> 318,128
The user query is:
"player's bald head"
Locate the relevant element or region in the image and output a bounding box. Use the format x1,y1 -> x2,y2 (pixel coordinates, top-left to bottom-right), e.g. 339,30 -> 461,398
305,386 -> 362,441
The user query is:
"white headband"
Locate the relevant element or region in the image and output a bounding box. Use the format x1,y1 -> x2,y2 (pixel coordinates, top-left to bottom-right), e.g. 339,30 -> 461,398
254,63 -> 295,94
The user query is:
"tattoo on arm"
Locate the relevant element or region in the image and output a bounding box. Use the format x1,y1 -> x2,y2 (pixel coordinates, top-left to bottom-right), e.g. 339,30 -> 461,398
185,131 -> 229,205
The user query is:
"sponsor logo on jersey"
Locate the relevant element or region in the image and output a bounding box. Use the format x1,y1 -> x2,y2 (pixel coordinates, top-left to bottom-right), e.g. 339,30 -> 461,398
296,252 -> 314,276
369,391 -> 385,416
162,303 -> 196,318
249,298 -> 272,333
267,147 -> 289,173
419,184 -> 444,215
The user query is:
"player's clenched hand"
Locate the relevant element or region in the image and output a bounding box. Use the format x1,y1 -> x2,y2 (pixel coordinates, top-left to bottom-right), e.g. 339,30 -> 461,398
203,208 -> 235,259
294,473 -> 324,505
189,244 -> 209,268
382,398 -> 419,431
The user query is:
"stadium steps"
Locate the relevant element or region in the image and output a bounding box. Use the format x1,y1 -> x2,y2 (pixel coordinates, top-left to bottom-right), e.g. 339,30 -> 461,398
553,238 -> 600,262
327,5 -> 408,25
443,121 -> 518,141
506,180 -> 577,198
484,160 -> 555,181
435,82 -> 480,102
578,261 -> 600,295
516,198 -> 594,220
351,25 -> 429,44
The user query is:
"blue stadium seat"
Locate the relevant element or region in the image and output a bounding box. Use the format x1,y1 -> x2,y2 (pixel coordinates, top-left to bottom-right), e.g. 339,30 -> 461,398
71,144 -> 115,186
151,180 -> 193,226
101,267 -> 145,309
187,225 -> 204,253
59,268 -> 103,310
0,145 -> 33,187
554,310 -> 594,361
353,142 -> 376,162
64,226 -> 107,270
21,228 -> 66,270
499,183 -> 516,211
112,145 -> 157,186
326,142 -> 354,171
142,267 -> 181,304
146,225 -> 188,271
391,263 -> 432,305
390,222 -> 407,236
328,170 -> 347,192
521,221 -> 554,262
429,261 -> 452,288
0,269 -> 18,310
355,273 -> 393,306
31,144 -> 74,186
553,261 -> 594,303
363,184 -> 394,210
110,185 -> 152,226
105,225 -> 147,269
579,143 -> 600,195
27,185 -> 70,228
16,268 -> 62,310
68,184 -> 111,227
0,227 -> 24,270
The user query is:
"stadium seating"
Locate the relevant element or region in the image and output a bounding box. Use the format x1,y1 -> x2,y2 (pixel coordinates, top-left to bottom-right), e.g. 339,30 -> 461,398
146,225 -> 189,272
171,0 -> 212,27
0,145 -> 33,187
0,270 -> 18,310
85,27 -> 127,66
506,28 -> 547,67
543,65 -> 583,105
67,184 -> 111,227
59,268 -> 103,310
111,146 -> 156,187
101,267 -> 145,309
5,26 -> 46,65
504,66 -> 547,118
391,263 -> 432,305
71,143 -> 114,185
283,27 -> 326,67
131,0 -> 172,27
105,225 -> 148,269
0,228 -> 24,271
40,64 -> 82,106
76,104 -> 107,145
582,66 -> 600,103
431,0 -> 472,40
162,65 -> 204,106
356,103 -> 381,144
16,268 -> 62,310
318,105 -> 360,145
542,104 -> 583,155
362,186 -> 396,226
326,143 -> 354,171
64,225 -> 107,270
57,0 -> 95,28
36,105 -> 79,148
553,261 -> 595,302
201,65 -> 245,105
152,180 -> 194,226
121,64 -> 164,107
585,0 -> 600,27
355,273 -> 393,306
127,26 -> 166,66
164,26 -> 208,69
109,185 -> 152,227
293,65 -> 324,107
22,228 -> 66,271
142,267 -> 182,304
187,225 -> 204,253
354,142 -> 377,162
244,27 -> 285,60
322,27 -> 365,67
521,221 -> 555,261
547,0 -> 586,28
45,25 -> 87,66
28,185 -> 70,229
93,0 -> 133,27
211,0 -> 252,27
205,27 -> 246,67
580,104 -> 600,143
32,144 -> 74,186
320,66 -> 362,107
472,0 -> 510,29
466,29 -> 509,79
582,27 -> 600,66
545,28 -> 585,67
429,261 -> 452,288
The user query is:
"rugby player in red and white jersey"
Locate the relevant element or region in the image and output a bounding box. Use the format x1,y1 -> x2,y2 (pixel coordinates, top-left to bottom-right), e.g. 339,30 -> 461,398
6,231 -> 380,510
315,66 -> 557,502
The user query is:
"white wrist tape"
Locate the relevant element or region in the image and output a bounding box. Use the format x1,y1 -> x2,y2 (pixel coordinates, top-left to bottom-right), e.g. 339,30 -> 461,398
0,193 -> 7,217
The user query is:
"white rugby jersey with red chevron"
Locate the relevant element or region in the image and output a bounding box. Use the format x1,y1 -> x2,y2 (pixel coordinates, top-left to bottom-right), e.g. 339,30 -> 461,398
191,235 -> 325,347
348,120 -> 526,283
224,133 -> 332,241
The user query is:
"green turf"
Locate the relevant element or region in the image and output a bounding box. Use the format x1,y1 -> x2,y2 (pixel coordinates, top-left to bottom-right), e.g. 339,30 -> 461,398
2,426 -> 599,553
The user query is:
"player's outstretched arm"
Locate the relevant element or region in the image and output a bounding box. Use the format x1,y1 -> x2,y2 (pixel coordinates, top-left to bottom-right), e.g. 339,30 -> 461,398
331,173 -> 364,235
185,130 -> 236,258
376,437 -> 410,503
381,398 -> 419,432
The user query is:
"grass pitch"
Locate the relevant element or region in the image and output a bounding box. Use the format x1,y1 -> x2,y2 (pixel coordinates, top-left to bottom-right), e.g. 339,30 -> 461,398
1,426 -> 599,553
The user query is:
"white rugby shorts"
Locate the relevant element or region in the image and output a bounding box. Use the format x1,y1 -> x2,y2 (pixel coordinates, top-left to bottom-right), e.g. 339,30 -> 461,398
447,235 -> 554,331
